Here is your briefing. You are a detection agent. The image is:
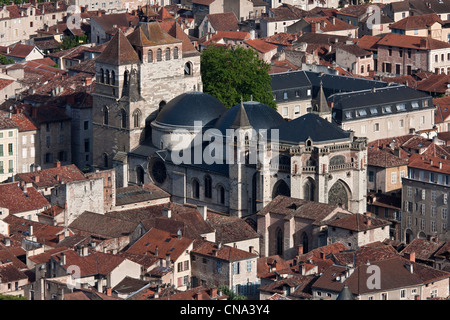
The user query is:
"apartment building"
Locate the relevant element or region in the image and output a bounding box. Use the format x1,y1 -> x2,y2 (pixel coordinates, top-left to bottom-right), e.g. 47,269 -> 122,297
0,111 -> 18,182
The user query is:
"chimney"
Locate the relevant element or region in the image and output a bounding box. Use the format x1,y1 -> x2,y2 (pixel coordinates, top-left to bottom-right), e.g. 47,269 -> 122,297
177,229 -> 182,240
29,224 -> 33,236
297,245 -> 304,255
4,238 -> 11,247
58,233 -> 65,243
162,207 -> 171,218
212,249 -> 217,256
249,246 -> 254,254
331,16 -> 335,24
34,175 -> 40,183
405,262 -> 414,274
106,287 -> 112,296
165,253 -> 171,267
210,287 -> 218,298
60,252 -> 66,265
54,161 -> 61,168
198,205 -> 207,220
195,292 -> 202,300
155,245 -> 159,256
311,22 -> 316,33
439,162 -> 442,169
97,9 -> 102,16
82,246 -> 89,257
405,251 -> 415,262
320,252 -> 326,260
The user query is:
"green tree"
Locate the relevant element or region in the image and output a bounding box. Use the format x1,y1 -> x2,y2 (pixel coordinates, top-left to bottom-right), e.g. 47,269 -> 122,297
201,45 -> 276,110
218,285 -> 247,300
0,54 -> 14,65
60,35 -> 87,51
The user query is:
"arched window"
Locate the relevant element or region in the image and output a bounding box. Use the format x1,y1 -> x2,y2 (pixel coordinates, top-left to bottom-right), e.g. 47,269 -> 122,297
165,47 -> 170,60
276,228 -> 283,255
174,47 -> 179,59
184,62 -> 192,75
103,153 -> 108,168
103,106 -> 109,125
204,175 -> 212,198
192,179 -> 200,199
100,68 -> 104,83
148,50 -> 153,63
136,166 -> 145,185
218,185 -> 225,204
120,109 -> 127,129
105,69 -> 110,84
157,48 -> 162,62
111,70 -> 115,85
133,109 -> 141,128
123,70 -> 129,88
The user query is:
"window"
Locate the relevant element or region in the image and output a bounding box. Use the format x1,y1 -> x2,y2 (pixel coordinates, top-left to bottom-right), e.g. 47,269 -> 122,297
294,105 -> 300,114
282,107 -> 288,116
399,119 -> 404,127
22,148 -> 27,158
218,186 -> 225,204
247,260 -> 252,272
204,175 -> 212,198
400,289 -> 406,299
283,92 -> 288,100
133,110 -> 141,128
165,48 -> 170,60
8,159 -> 12,173
444,193 -> 448,204
391,172 -> 397,184
432,191 -> 437,202
0,144 -> 3,157
103,107 -> 109,125
421,204 -> 426,215
420,116 -> 425,124
174,47 -> 179,59
422,189 -> 426,200
8,143 -> 13,155
192,179 -> 200,199
382,106 -> 392,113
233,262 -> 240,274
407,186 -> 412,197
421,218 -> 425,230
120,109 -> 127,129
157,49 -> 162,61
84,121 -> 89,130
148,50 -> 153,63
431,220 -> 437,233
443,208 -> 448,220
374,123 -> 380,132
0,161 -> 3,173
411,101 -> 419,109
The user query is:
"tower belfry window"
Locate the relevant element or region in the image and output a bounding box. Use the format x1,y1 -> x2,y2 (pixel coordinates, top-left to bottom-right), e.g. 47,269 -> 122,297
157,49 -> 162,61
166,48 -> 170,60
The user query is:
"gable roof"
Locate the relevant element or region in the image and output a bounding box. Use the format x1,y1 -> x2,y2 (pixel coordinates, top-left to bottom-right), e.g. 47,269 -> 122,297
244,38 -> 278,53
96,30 -> 140,65
0,182 -> 49,214
325,213 -> 391,232
377,33 -> 450,50
192,240 -> 258,262
206,12 -> 239,31
6,44 -> 38,58
126,228 -> 193,262
18,164 -> 87,189
389,13 -> 443,30
68,211 -> 140,239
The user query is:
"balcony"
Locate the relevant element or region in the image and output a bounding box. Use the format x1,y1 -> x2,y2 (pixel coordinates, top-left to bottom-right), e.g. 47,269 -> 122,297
329,162 -> 357,172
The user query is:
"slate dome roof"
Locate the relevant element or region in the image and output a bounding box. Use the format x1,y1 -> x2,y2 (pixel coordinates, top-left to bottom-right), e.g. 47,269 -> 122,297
214,101 -> 285,134
154,91 -> 227,128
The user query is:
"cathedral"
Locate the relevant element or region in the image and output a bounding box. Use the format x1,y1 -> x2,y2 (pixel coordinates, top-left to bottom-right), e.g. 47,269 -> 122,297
92,21 -> 368,219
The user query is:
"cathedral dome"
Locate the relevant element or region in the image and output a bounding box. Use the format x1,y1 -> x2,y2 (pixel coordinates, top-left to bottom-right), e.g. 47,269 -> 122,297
154,91 -> 227,128
214,101 -> 285,134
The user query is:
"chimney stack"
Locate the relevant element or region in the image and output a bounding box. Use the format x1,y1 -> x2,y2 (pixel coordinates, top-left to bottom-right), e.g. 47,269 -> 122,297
297,245 -> 304,255
155,245 -> 159,256
29,224 -> 33,236
106,287 -> 112,296
54,161 -> 61,168
249,246 -> 254,254
165,253 -> 171,267
405,251 -> 415,262
60,252 -> 66,265
198,205 -> 207,220
162,207 -> 171,218
439,162 -> 443,169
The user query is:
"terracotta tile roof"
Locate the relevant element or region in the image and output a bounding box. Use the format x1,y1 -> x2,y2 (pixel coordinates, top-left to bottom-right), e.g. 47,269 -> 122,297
154,285 -> 227,300
0,111 -> 18,130
305,16 -> 358,31
415,73 -> 450,94
332,242 -> 400,267
244,38 -> 278,53
206,12 -> 239,31
390,13 -> 443,30
381,74 -> 417,87
377,33 -> 450,50
434,95 -> 450,123
91,13 -> 136,32
338,4 -> 377,17
10,112 -> 37,132
0,249 -> 27,269
337,43 -> 371,57
325,213 -> 391,232
0,182 -> 49,214
68,211 -> 140,239
367,192 -> 401,210
27,247 -> 70,265
263,32 -> 299,46
52,250 -> 127,277
266,4 -> 307,22
157,6 -> 174,21
106,203 -> 214,240
257,255 -> 292,278
401,239 -> 443,262
0,263 -> 28,283
206,212 -> 259,244
192,239 -> 258,262
408,152 -> 450,175
6,44 -> 37,58
117,251 -> 159,270
96,30 -> 140,65
17,164 -> 87,189
269,59 -> 300,74
158,20 -> 198,55
0,78 -> 14,91
433,241 -> 450,259
368,148 -> 409,168
297,242 -> 348,261
126,228 -> 194,262
258,273 -> 317,299
258,195 -> 350,225
4,215 -> 64,247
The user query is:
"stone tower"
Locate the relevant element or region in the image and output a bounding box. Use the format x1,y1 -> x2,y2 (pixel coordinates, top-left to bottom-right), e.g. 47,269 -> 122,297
92,21 -> 202,170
